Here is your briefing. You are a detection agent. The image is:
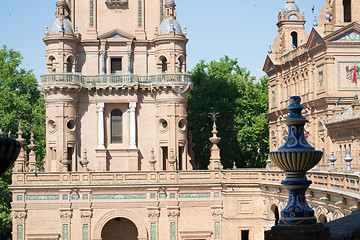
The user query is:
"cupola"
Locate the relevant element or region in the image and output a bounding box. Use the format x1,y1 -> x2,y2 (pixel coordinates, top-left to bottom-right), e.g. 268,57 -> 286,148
48,0 -> 74,34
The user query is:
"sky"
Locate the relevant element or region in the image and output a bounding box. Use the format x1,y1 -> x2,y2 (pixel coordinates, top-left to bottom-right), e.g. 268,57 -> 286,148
0,0 -> 325,81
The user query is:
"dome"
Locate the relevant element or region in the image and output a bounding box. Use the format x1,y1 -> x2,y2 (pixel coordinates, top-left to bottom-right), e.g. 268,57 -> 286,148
49,18 -> 74,34
282,2 -> 299,14
165,0 -> 175,3
159,19 -> 183,34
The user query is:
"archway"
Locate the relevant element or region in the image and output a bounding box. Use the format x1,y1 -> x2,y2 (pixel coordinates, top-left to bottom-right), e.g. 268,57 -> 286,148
101,217 -> 138,240
93,210 -> 148,240
318,214 -> 328,223
270,204 -> 280,226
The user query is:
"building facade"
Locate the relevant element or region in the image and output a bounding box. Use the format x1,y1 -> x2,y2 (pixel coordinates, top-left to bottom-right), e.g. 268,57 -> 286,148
9,1 -> 360,240
264,0 -> 360,171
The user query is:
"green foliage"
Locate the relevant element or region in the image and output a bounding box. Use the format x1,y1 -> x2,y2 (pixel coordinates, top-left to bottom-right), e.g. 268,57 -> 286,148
188,56 -> 269,169
0,46 -> 45,239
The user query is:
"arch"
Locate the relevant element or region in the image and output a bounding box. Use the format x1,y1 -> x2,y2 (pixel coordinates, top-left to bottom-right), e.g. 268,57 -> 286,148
102,217 -> 138,240
343,0 -> 351,22
47,55 -> 57,73
111,109 -> 123,143
177,55 -> 185,73
66,55 -> 75,73
315,205 -> 328,222
333,209 -> 344,220
270,204 -> 280,226
161,56 -> 168,73
291,32 -> 298,48
94,210 -> 148,240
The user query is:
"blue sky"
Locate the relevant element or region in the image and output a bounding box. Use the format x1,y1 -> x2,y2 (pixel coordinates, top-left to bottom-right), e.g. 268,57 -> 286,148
0,0 -> 324,81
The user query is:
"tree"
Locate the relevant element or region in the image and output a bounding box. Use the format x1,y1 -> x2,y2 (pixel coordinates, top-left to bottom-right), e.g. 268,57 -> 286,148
187,56 -> 268,169
0,46 -> 45,240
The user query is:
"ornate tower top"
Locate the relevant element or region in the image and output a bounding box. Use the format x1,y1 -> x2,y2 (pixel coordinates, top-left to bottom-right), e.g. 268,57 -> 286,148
48,0 -> 74,35
158,0 -> 184,35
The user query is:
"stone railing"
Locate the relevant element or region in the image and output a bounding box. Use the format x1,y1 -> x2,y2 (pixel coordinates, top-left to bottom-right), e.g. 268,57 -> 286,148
281,44 -> 307,63
11,169 -> 360,195
40,73 -> 192,88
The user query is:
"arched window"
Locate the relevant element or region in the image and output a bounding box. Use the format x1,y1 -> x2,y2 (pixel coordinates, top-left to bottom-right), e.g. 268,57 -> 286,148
343,0 -> 351,22
291,32 -> 298,48
67,56 -> 74,73
111,109 -> 123,143
161,57 -> 167,73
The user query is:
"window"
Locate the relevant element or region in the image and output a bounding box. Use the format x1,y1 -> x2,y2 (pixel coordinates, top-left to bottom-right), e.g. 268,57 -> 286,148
343,0 -> 351,22
241,230 -> 249,240
111,109 -> 123,143
291,32 -> 298,48
162,57 -> 167,73
111,58 -> 122,74
67,57 -> 74,73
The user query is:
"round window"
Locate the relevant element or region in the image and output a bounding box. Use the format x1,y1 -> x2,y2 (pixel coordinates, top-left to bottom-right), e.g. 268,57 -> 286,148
178,118 -> 186,131
67,119 -> 76,131
160,118 -> 168,130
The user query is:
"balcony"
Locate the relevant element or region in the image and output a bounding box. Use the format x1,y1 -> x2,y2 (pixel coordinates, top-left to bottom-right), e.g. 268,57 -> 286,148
40,73 -> 192,89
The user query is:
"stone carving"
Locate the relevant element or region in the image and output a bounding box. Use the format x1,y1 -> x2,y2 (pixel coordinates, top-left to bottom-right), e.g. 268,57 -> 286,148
60,210 -> 72,219
80,210 -> 93,219
147,209 -> 160,220
12,211 -> 26,220
346,65 -> 360,83
211,209 -> 223,218
167,209 -> 180,217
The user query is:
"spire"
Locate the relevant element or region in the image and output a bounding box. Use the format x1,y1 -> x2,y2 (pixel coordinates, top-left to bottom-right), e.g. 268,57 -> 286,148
13,122 -> 26,172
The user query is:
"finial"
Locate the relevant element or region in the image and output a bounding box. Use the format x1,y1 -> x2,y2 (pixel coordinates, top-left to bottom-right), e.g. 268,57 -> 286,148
16,121 -> 26,146
80,149 -> 89,171
45,26 -> 49,34
268,45 -> 273,54
266,156 -> 271,169
27,132 -> 38,173
168,148 -> 176,170
184,27 -> 187,34
313,16 -> 318,27
232,161 -> 237,170
344,148 -> 353,172
208,119 -> 223,170
325,8 -> 331,23
328,152 -> 337,171
149,148 -> 156,171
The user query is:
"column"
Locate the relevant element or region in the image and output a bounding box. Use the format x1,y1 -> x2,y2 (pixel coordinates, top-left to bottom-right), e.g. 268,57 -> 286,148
129,102 -> 137,149
101,53 -> 106,74
97,103 -> 105,149
211,206 -> 223,240
167,207 -> 180,240
147,208 -> 160,240
80,209 -> 92,240
59,209 -> 72,240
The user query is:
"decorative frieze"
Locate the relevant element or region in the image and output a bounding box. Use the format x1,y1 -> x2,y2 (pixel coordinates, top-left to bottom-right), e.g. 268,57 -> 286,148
214,222 -> 220,239
26,195 -> 59,200
92,194 -> 146,200
179,193 -> 210,198
170,222 -> 176,240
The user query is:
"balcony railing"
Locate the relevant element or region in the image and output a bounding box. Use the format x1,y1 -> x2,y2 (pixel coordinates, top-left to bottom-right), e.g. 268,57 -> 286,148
40,73 -> 192,88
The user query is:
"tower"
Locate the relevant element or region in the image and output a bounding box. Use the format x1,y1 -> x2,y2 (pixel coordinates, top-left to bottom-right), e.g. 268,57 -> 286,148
41,0 -> 192,172
272,0 -> 308,59
319,0 -> 360,32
